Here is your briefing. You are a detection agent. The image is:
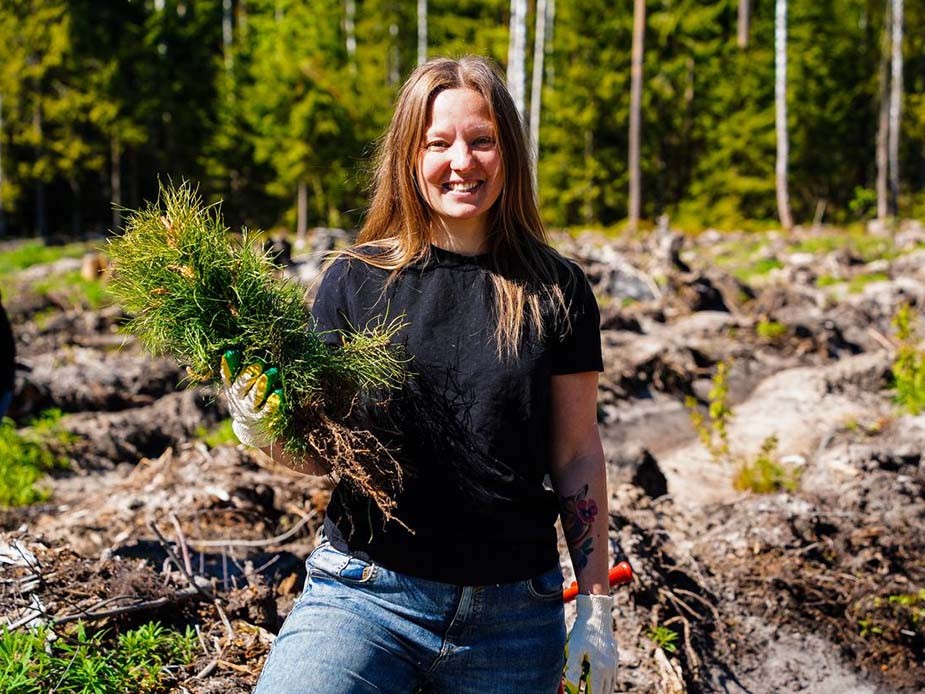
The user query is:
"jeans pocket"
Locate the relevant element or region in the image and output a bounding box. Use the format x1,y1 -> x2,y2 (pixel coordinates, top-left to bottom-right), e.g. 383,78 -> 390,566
307,543 -> 377,584
526,566 -> 564,602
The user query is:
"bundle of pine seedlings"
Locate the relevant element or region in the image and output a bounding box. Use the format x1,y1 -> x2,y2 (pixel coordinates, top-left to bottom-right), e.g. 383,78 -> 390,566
108,182 -> 407,522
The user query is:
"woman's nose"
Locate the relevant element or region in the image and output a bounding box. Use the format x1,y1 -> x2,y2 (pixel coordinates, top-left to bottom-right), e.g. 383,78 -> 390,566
449,142 -> 475,171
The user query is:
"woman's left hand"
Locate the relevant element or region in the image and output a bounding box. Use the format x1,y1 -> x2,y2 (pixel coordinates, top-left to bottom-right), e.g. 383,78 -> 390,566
562,593 -> 618,693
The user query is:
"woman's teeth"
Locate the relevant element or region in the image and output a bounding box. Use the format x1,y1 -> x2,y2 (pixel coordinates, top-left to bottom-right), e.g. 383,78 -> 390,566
444,181 -> 481,192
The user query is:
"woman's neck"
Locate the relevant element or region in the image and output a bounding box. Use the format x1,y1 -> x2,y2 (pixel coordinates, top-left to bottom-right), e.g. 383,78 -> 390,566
429,219 -> 488,256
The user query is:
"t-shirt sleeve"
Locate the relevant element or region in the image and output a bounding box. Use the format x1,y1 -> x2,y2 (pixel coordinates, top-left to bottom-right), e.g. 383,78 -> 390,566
549,262 -> 604,375
311,258 -> 353,347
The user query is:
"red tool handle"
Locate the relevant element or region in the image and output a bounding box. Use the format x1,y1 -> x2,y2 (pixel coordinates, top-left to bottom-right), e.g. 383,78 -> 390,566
562,561 -> 632,603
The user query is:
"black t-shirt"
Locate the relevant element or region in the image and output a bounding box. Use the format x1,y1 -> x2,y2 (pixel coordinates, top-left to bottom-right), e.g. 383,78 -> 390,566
311,244 -> 603,585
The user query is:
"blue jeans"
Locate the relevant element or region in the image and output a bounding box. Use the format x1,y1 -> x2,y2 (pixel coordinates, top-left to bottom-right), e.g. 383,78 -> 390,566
254,542 -> 566,693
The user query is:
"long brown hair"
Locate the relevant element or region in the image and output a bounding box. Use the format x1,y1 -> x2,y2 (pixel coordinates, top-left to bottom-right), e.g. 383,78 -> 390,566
344,56 -> 567,359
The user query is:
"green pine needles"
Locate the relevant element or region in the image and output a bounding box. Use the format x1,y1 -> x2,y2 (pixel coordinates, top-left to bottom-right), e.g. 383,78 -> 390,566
108,182 -> 408,522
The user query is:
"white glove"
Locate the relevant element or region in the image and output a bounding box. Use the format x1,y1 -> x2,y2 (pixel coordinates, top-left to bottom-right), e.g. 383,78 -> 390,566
563,594 -> 618,694
220,351 -> 282,449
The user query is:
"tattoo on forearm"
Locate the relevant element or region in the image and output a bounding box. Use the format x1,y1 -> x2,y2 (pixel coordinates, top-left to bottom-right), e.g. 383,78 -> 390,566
560,484 -> 598,570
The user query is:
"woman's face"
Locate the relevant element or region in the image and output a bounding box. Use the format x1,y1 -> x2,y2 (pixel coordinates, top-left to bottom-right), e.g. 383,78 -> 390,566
417,88 -> 504,242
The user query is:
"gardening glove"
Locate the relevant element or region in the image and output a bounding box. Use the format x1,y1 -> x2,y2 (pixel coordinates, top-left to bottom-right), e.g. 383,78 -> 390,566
220,350 -> 283,449
562,594 -> 618,694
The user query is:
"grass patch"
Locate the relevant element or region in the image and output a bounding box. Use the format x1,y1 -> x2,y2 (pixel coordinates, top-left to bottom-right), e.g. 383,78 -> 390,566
195,418 -> 238,448
29,269 -> 113,310
847,272 -> 890,294
0,621 -> 199,693
0,240 -> 93,277
0,410 -> 75,507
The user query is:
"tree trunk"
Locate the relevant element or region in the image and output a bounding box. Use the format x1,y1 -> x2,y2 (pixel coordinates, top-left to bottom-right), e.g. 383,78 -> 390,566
111,134 -> 122,232
417,0 -> 427,66
774,0 -> 793,231
738,0 -> 750,48
344,0 -> 357,73
507,0 -> 527,121
296,180 -> 308,249
222,0 -> 234,70
529,0 -> 549,166
876,0 -> 890,220
389,23 -> 400,85
0,91 -> 5,237
888,0 -> 903,216
33,102 -> 48,238
628,0 -> 645,231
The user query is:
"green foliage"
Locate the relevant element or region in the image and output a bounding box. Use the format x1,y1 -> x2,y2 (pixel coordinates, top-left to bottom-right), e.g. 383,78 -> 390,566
645,624 -> 679,654
195,418 -> 238,448
732,435 -> 801,494
1,1 -> 924,234
0,410 -> 74,507
891,304 -> 925,415
0,621 -> 199,693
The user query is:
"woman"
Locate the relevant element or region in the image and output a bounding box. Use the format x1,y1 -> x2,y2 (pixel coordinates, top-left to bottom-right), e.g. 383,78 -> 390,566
224,56 -> 618,694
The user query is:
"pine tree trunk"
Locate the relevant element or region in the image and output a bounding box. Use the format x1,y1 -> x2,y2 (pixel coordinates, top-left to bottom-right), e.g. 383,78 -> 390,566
0,91 -> 5,237
111,134 -> 122,232
33,102 -> 48,238
876,0 -> 890,220
738,0 -> 750,48
529,0 -> 549,166
507,0 -> 527,120
774,0 -> 793,231
628,0 -> 645,231
888,0 -> 903,216
417,0 -> 427,66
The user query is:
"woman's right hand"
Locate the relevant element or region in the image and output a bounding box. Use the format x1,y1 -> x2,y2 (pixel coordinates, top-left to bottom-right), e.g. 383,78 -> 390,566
220,350 -> 283,449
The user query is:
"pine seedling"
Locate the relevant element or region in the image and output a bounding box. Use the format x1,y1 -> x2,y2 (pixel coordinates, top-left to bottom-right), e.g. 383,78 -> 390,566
108,182 -> 409,522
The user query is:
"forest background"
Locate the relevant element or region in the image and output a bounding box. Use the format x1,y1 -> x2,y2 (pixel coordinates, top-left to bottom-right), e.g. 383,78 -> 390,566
1,0 -> 924,241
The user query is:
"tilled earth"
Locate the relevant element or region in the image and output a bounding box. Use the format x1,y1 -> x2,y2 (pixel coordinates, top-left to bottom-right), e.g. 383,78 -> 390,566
3,225 -> 925,693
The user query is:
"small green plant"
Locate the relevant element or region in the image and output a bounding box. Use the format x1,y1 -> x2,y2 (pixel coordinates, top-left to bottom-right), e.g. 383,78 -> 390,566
0,410 -> 75,506
646,624 -> 679,653
195,418 -> 238,448
755,319 -> 787,341
0,621 -> 199,693
732,435 -> 801,494
891,303 -> 925,415
686,360 -> 732,460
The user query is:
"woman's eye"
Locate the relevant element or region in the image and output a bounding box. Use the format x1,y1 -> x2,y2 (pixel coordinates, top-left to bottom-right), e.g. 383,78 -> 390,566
426,141 -> 448,150
473,137 -> 495,148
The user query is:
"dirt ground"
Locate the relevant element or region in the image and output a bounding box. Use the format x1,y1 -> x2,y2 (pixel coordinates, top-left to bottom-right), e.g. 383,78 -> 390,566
3,224 -> 925,693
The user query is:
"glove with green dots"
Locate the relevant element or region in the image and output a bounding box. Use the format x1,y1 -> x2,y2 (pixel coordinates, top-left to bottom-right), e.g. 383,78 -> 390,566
562,594 -> 618,694
220,350 -> 284,449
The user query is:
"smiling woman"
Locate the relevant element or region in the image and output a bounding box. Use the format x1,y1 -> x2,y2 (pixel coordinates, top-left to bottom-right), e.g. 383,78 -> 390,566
239,56 -> 618,694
